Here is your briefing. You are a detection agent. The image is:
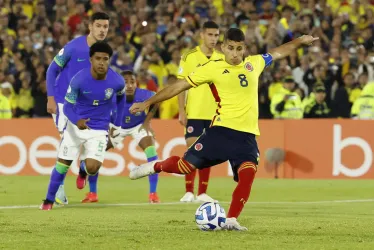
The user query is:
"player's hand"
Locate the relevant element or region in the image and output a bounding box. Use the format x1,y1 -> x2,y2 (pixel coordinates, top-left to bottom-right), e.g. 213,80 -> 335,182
300,35 -> 319,46
129,102 -> 146,114
178,110 -> 187,127
139,123 -> 154,136
77,118 -> 90,130
47,96 -> 57,114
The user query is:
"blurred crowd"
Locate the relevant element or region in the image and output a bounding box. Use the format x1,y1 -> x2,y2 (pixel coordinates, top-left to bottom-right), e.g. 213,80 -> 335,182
0,0 -> 374,120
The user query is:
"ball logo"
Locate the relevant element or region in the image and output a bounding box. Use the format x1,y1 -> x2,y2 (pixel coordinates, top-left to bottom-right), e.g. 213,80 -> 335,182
194,143 -> 203,151
244,62 -> 253,72
187,126 -> 194,133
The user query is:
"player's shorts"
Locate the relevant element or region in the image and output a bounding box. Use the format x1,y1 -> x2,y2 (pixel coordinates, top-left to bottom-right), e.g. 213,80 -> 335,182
185,119 -> 211,139
109,123 -> 149,149
52,103 -> 68,134
58,121 -> 108,163
184,126 -> 259,182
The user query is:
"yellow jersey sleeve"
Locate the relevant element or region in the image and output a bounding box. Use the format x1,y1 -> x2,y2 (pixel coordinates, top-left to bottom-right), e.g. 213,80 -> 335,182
185,61 -> 214,88
246,53 -> 273,75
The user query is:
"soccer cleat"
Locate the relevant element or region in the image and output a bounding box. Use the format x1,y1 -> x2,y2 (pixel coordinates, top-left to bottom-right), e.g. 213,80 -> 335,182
129,160 -> 160,180
81,192 -> 99,203
149,192 -> 160,203
39,200 -> 54,210
180,192 -> 195,202
196,193 -> 217,203
55,185 -> 68,205
222,218 -> 248,231
76,174 -> 87,189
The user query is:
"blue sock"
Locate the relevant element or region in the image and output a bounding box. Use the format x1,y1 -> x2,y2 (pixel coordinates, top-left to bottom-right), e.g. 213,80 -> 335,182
88,173 -> 98,193
79,160 -> 86,175
46,162 -> 69,202
145,146 -> 159,193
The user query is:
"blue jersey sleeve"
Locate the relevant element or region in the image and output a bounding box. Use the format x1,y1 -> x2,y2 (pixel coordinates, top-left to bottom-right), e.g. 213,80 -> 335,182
65,75 -> 80,104
261,53 -> 273,68
113,77 -> 126,127
54,44 -> 74,68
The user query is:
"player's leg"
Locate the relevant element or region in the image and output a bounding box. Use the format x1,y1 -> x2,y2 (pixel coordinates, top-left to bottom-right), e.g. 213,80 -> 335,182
53,103 -> 69,205
129,127 -> 227,185
80,132 -> 108,203
196,120 -> 215,203
137,128 -> 160,203
40,121 -> 80,210
181,120 -> 202,202
223,133 -> 259,231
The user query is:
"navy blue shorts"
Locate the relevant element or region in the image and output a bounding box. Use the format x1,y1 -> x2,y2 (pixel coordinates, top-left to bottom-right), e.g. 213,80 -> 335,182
184,126 -> 259,182
185,119 -> 211,139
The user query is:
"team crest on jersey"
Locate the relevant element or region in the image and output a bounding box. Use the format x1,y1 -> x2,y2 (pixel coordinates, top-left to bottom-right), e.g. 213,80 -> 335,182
244,62 -> 253,72
104,88 -> 113,100
187,126 -> 194,133
194,143 -> 203,151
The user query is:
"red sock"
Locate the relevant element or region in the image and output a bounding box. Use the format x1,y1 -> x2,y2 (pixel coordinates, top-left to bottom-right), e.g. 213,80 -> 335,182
154,156 -> 195,174
198,168 -> 211,195
227,163 -> 257,218
185,170 -> 196,193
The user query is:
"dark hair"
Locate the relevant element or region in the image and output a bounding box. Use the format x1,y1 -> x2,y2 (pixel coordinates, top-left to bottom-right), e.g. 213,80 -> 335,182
121,70 -> 135,77
202,21 -> 219,30
89,41 -> 113,57
90,12 -> 110,23
224,28 -> 245,43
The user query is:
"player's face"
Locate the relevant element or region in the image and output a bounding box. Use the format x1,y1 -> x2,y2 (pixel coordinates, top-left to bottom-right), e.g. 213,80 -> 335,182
221,40 -> 246,65
124,75 -> 137,96
201,28 -> 219,49
89,20 -> 109,41
90,52 -> 110,75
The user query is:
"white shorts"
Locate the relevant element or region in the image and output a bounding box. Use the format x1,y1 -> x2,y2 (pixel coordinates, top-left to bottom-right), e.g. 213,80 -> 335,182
52,103 -> 68,134
58,121 -> 108,163
109,123 -> 149,149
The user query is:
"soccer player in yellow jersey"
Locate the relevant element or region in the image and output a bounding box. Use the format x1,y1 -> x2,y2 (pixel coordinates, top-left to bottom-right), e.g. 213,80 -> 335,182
129,28 -> 318,230
177,21 -> 224,203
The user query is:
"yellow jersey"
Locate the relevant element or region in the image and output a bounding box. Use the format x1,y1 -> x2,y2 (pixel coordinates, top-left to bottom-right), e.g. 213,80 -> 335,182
186,54 -> 273,135
178,46 -> 224,120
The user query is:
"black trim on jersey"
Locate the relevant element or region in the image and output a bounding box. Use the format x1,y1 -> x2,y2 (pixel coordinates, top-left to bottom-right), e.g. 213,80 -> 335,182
182,48 -> 198,62
201,58 -> 224,67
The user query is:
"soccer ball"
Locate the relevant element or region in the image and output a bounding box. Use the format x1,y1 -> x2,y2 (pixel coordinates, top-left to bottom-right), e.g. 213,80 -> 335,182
195,202 -> 226,231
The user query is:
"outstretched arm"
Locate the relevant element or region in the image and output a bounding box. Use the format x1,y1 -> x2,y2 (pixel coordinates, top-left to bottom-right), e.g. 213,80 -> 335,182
269,35 -> 319,61
130,80 -> 192,114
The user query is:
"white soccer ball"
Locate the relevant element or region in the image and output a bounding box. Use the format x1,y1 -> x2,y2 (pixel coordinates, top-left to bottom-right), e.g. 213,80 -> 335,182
195,202 -> 226,231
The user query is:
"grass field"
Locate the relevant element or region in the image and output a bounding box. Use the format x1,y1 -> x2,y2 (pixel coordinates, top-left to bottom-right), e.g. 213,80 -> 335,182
0,176 -> 374,250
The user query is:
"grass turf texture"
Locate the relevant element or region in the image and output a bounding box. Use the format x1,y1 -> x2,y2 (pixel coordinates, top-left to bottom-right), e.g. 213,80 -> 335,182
0,176 -> 374,250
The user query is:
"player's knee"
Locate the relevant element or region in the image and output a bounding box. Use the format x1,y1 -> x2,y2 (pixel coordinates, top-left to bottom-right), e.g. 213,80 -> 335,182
85,160 -> 101,175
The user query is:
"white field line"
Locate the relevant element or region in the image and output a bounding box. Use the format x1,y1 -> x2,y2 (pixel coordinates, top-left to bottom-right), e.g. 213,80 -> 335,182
0,199 -> 374,210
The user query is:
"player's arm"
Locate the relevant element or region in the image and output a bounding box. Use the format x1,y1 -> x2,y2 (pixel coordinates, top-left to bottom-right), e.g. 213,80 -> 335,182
130,65 -> 212,114
269,35 -> 319,61
63,76 -> 89,129
46,45 -> 73,114
113,80 -> 126,127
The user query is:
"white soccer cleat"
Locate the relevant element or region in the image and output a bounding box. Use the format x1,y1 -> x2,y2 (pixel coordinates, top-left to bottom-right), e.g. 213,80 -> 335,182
129,160 -> 160,180
196,193 -> 217,203
180,192 -> 195,202
55,185 -> 68,205
223,218 -> 248,231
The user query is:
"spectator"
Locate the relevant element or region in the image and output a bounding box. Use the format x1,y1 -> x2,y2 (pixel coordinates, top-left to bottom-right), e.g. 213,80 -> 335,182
0,83 -> 11,119
351,82 -> 374,119
270,76 -> 303,119
304,85 -> 331,118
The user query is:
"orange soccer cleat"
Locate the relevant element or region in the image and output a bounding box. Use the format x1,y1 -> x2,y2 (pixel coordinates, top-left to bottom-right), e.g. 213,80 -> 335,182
81,192 -> 99,203
149,192 -> 160,203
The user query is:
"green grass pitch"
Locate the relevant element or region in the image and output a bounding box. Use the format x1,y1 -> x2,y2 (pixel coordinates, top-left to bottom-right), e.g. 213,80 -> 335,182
0,176 -> 374,249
